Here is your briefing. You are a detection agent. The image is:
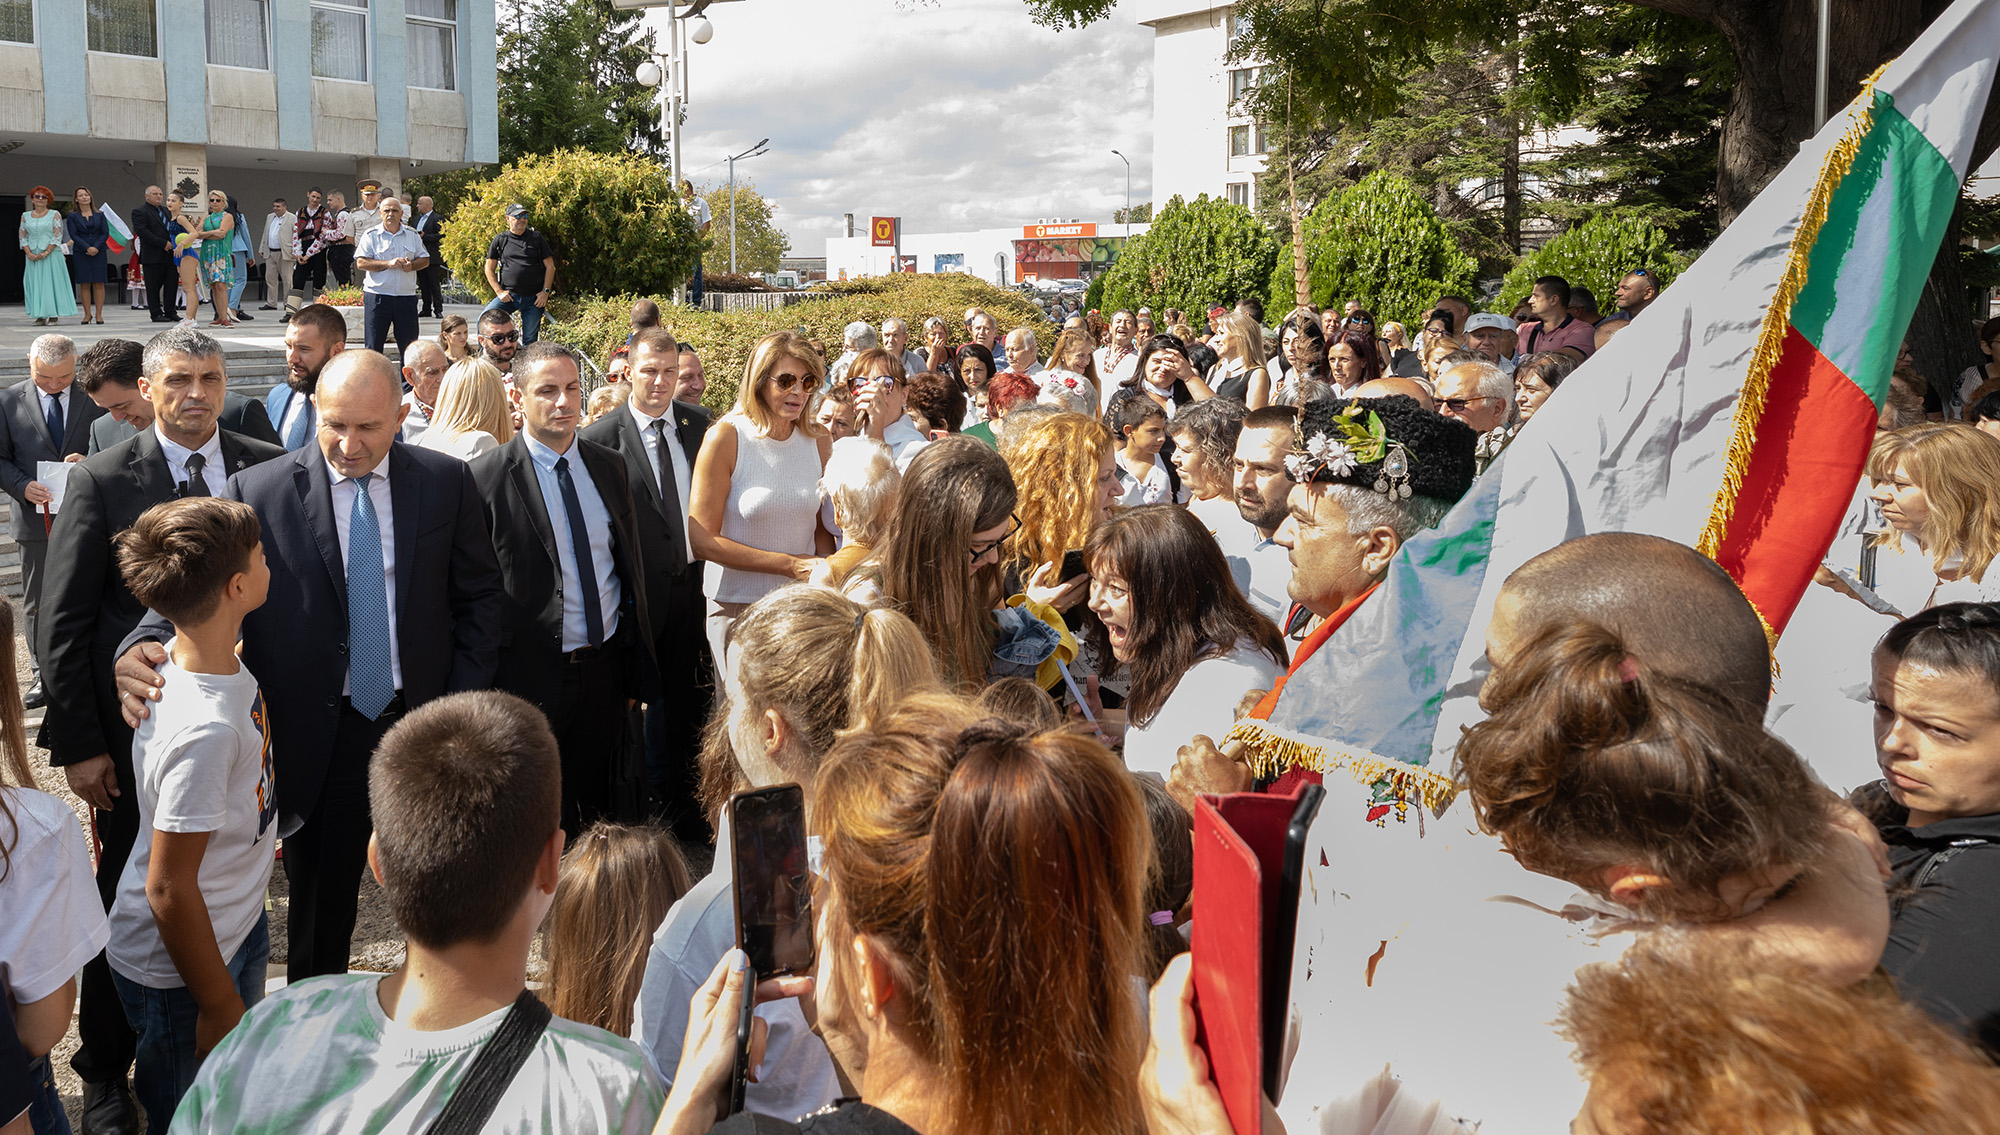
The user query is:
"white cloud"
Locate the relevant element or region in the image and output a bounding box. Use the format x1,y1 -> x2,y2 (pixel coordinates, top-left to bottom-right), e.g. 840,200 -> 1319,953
645,0 -> 1154,256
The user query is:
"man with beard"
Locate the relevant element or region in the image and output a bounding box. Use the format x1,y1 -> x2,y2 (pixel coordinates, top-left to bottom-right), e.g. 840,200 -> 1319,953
1213,405 -> 1300,626
266,304 -> 347,452
478,308 -> 519,376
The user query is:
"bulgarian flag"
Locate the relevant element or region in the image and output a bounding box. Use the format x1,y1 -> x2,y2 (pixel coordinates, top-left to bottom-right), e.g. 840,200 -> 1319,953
1228,0 -> 2000,822
104,206 -> 134,257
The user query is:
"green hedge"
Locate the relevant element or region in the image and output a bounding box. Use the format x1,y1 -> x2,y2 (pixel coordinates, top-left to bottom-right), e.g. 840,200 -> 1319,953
544,273 -> 1056,415
1497,210 -> 1691,313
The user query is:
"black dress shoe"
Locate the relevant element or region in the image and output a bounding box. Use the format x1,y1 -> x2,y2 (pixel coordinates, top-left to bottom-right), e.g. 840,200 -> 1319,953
235,309 -> 253,320
22,682 -> 45,709
80,1078 -> 140,1135
258,303 -> 278,310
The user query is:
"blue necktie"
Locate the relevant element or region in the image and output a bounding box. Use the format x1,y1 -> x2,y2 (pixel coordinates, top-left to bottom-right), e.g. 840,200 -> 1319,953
554,456 -> 605,648
44,393 -> 63,450
345,473 -> 394,719
284,399 -> 314,452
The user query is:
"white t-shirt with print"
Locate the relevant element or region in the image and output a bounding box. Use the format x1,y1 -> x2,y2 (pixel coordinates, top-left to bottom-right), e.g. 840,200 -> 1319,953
108,647 -> 280,988
1122,640 -> 1287,779
0,787 -> 109,1006
169,974 -> 664,1134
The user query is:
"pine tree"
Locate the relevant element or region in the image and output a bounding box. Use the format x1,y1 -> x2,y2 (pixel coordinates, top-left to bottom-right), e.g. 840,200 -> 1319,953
497,0 -> 662,163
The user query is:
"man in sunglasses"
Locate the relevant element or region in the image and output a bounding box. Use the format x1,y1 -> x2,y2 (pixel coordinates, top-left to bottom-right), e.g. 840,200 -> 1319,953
478,309 -> 520,375
1433,358 -> 1515,475
1602,269 -> 1661,327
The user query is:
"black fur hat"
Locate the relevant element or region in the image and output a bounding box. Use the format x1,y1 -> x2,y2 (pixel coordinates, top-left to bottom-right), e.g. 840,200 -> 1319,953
1288,394 -> 1477,504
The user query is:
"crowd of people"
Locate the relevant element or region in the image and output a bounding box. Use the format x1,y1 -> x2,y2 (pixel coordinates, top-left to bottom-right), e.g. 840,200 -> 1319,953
2,266 -> 2000,1135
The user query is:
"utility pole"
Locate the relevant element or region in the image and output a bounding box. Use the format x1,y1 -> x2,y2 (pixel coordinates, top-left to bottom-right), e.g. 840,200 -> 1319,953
1111,149 -> 1131,238
726,138 -> 769,275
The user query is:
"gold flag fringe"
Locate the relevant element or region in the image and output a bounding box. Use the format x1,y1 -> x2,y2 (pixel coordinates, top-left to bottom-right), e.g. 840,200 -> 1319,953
1224,718 -> 1459,818
1694,64 -> 1892,564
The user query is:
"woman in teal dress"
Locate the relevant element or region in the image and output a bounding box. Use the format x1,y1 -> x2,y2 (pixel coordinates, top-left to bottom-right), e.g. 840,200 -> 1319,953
18,185 -> 76,326
198,189 -> 237,328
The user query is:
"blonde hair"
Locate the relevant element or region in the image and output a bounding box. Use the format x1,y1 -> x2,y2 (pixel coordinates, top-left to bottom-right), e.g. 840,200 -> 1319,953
1868,423 -> 2000,582
544,822 -> 693,1037
430,359 -> 516,445
734,330 -> 828,438
1004,413 -> 1113,577
819,436 -> 899,548
1218,311 -> 1265,372
585,381 -> 631,424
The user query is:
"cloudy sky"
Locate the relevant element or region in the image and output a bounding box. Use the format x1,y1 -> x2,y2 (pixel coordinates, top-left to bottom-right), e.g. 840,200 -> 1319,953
641,0 -> 1156,258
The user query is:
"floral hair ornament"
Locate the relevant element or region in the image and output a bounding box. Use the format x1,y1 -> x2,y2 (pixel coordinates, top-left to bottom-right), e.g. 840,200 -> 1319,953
1288,404 -> 1412,499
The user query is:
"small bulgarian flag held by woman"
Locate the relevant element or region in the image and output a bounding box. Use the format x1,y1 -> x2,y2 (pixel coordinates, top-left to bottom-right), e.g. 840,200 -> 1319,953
104,206 -> 134,256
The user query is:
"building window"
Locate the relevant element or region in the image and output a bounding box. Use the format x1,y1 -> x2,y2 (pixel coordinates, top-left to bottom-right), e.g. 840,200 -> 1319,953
1229,125 -> 1250,158
406,0 -> 455,89
207,0 -> 268,68
1228,67 -> 1257,105
88,0 -> 156,56
0,0 -> 32,44
1254,125 -> 1268,155
310,0 -> 367,81
1227,183 -> 1249,208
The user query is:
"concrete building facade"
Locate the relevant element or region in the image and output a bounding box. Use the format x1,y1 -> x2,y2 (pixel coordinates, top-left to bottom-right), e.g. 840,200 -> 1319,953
0,0 -> 495,301
1131,2 -> 1264,213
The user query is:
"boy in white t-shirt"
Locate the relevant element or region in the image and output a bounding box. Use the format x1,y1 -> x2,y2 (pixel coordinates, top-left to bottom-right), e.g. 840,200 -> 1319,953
171,690 -> 664,1134
1112,397 -> 1185,507
104,498 -> 275,1132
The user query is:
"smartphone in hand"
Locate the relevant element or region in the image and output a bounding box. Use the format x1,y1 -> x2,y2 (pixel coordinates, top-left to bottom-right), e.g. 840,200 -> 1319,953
728,784 -> 815,1113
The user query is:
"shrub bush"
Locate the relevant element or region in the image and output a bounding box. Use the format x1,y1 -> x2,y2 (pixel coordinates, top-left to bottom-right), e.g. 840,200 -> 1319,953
439,149 -> 702,304
1497,210 -> 1690,313
544,273 -> 1055,415
1272,171 -> 1477,327
1097,194 -> 1280,318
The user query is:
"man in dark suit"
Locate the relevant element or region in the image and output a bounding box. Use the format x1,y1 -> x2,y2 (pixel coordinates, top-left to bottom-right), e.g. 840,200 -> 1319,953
129,185 -> 179,323
76,337 -> 283,455
0,334 -> 106,707
578,326 -> 710,842
470,342 -> 655,840
115,350 -> 504,981
411,194 -> 445,318
39,328 -> 285,1135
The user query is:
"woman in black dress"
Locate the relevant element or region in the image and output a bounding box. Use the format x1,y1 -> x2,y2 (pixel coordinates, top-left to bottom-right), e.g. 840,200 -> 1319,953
63,185 -> 110,324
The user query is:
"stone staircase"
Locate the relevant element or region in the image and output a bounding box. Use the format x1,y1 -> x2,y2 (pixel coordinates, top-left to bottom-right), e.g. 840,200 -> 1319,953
0,349 -> 290,599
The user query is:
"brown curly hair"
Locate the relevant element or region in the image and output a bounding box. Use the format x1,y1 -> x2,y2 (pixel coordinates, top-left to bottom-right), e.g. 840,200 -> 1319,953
1001,413 -> 1113,579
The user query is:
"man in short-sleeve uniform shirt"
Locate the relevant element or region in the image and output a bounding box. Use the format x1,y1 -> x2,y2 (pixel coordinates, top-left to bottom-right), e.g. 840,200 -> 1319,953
482,205 -> 556,345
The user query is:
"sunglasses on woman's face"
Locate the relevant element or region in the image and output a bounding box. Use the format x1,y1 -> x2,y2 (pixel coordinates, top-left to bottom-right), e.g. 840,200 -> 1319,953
770,371 -> 811,392
31,194 -> 49,201
848,373 -> 895,393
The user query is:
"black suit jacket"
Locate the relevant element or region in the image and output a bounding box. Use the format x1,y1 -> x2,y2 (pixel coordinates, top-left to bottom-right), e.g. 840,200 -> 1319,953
129,203 -> 175,265
122,443 -> 505,826
0,383 -> 105,542
87,391 -> 284,455
38,428 -> 287,771
412,210 -> 444,259
468,433 -> 657,708
577,400 -> 710,643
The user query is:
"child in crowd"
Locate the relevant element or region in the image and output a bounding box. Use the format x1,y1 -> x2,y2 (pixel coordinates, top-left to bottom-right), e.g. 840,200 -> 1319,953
1136,776 -> 1192,983
172,691 -> 663,1133
545,822 -> 694,1038
1111,398 -> 1182,507
104,499 -> 274,1133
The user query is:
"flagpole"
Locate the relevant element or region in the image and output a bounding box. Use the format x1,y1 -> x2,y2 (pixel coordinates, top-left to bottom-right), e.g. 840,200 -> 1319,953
1816,0 -> 1831,128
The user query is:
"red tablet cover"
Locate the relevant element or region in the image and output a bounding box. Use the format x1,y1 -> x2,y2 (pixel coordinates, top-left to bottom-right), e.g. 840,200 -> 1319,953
1190,786 -> 1307,1135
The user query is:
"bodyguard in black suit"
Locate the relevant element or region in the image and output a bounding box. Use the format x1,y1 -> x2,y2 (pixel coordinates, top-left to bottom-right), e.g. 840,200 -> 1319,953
117,350 -> 504,981
411,196 -> 445,318
38,330 -> 284,1129
76,335 -> 283,455
0,335 -> 106,703
129,185 -> 179,322
578,326 -> 710,841
470,342 -> 655,840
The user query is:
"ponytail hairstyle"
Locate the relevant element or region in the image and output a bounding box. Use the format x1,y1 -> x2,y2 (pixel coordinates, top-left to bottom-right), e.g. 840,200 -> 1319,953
814,698 -> 1150,1135
875,436 -> 1017,689
1456,620 -> 1826,920
1136,774 -> 1192,982
544,821 -> 694,1037
0,600 -> 31,884
696,586 -> 939,821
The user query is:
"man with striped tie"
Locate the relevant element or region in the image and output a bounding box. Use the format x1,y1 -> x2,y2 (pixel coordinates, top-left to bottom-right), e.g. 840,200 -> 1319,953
115,349 -> 504,982
266,304 -> 347,452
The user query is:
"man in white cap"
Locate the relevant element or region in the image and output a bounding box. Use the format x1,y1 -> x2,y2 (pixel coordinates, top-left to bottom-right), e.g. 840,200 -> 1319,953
1462,313 -> 1519,374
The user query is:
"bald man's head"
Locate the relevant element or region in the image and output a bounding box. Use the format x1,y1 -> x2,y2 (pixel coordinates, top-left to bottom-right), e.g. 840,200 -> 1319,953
1351,376 -> 1435,411
1488,533 -> 1771,708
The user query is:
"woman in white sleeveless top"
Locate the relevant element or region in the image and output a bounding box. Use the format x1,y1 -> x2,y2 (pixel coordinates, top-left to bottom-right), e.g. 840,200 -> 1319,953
689,330 -> 833,677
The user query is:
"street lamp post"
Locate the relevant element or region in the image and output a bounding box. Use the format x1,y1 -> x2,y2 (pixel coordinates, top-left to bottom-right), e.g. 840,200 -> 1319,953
726,138 -> 770,275
1111,149 -> 1131,239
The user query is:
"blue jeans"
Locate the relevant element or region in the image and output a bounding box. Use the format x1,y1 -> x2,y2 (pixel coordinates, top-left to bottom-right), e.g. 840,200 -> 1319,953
483,294 -> 544,344
25,1053 -> 70,1135
227,252 -> 249,312
112,912 -> 270,1134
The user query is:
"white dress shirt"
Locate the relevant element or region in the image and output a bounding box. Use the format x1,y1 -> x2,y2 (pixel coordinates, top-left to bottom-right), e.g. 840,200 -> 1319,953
326,458 -> 403,693
525,435 -> 621,651
354,225 -> 426,296
264,212 -> 292,250
879,415 -> 930,474
153,425 -> 222,495
627,401 -> 692,566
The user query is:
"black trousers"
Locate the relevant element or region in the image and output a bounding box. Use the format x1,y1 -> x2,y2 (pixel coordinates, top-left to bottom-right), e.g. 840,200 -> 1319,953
328,245 -> 354,288
363,292 -> 419,359
69,752 -> 140,1087
547,630 -> 637,843
142,258 -> 175,320
282,698 -> 403,982
646,572 -> 712,843
416,265 -> 444,316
